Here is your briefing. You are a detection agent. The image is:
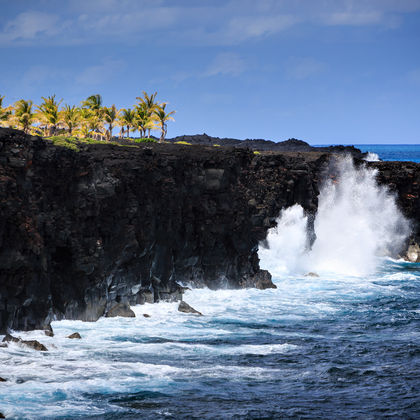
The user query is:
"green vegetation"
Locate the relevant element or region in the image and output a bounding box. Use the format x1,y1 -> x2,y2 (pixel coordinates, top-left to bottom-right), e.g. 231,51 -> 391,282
174,141 -> 191,145
213,144 -> 221,147
0,91 -> 176,143
253,151 -> 261,155
46,135 -> 107,151
133,138 -> 158,143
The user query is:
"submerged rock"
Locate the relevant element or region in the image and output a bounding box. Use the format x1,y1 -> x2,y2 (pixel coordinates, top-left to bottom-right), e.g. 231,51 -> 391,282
305,272 -> 320,277
106,302 -> 135,318
2,334 -> 48,351
143,314 -> 151,318
67,332 -> 81,339
178,301 -> 203,316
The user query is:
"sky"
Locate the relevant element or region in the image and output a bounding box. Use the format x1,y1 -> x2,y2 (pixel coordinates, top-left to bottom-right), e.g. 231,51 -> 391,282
1,0 -> 420,144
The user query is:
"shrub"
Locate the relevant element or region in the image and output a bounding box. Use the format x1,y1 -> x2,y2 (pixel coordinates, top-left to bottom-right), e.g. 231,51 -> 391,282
133,138 -> 158,143
174,141 -> 191,145
213,144 -> 221,147
253,151 -> 261,155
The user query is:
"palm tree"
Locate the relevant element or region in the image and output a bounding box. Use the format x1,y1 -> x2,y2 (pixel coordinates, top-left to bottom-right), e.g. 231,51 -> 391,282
134,105 -> 156,138
61,105 -> 79,135
14,99 -> 35,134
78,108 -> 92,137
0,95 -> 12,127
103,104 -> 119,141
154,103 -> 175,142
81,94 -> 103,114
136,91 -> 158,137
81,94 -> 104,139
118,108 -> 136,138
37,95 -> 62,136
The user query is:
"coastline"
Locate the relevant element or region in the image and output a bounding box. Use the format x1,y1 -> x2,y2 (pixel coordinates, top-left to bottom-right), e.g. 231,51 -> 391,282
0,128 -> 419,334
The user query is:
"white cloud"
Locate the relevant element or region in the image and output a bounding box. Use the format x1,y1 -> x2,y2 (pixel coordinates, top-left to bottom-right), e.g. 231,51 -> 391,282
285,57 -> 326,80
0,11 -> 61,45
204,53 -> 246,77
1,0 -> 420,47
75,59 -> 126,86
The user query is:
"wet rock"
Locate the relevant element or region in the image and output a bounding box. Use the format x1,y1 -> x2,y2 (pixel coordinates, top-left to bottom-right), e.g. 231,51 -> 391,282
143,314 -> 151,318
44,324 -> 54,337
2,334 -> 47,351
406,242 -> 420,263
240,270 -> 276,290
106,302 -> 135,318
0,377 -> 6,382
305,272 -> 320,277
21,340 -> 48,351
0,412 -> 5,418
67,332 -> 81,339
178,301 -> 203,316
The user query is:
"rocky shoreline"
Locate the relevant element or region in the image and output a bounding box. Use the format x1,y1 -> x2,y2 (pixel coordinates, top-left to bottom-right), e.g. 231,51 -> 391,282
0,128 -> 419,333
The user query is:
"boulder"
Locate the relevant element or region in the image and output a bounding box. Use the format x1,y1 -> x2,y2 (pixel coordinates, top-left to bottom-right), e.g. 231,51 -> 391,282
240,270 -> 276,290
0,412 -> 5,418
406,242 -> 420,263
143,314 -> 151,318
106,302 -> 135,318
44,324 -> 54,337
2,334 -> 47,351
305,272 -> 320,277
178,301 -> 203,316
67,332 -> 81,339
0,377 -> 6,382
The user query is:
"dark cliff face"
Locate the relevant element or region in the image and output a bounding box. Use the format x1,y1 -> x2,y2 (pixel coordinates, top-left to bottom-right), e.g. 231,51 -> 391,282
0,128 -> 419,332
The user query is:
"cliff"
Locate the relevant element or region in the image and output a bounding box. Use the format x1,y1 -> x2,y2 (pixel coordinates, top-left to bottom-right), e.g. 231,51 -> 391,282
0,128 -> 419,332
168,133 -> 365,157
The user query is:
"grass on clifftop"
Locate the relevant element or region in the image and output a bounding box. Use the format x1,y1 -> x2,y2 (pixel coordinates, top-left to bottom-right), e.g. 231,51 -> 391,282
45,136 -> 159,151
46,136 -> 106,151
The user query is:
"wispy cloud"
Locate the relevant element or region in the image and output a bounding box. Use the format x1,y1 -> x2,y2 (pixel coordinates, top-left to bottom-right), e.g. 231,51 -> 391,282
1,0 -> 420,47
75,59 -> 126,86
204,53 -> 246,77
285,57 -> 326,80
0,11 -> 61,45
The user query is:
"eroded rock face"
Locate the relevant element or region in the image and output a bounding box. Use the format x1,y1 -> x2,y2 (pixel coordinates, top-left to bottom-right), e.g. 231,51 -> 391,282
0,128 -> 419,332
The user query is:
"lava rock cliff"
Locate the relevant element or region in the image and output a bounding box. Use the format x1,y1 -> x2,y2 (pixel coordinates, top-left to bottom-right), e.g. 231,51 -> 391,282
0,128 -> 419,332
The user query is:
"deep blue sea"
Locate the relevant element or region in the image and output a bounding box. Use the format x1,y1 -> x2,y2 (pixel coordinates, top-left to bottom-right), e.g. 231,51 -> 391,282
316,144 -> 420,163
0,150 -> 419,419
356,144 -> 420,163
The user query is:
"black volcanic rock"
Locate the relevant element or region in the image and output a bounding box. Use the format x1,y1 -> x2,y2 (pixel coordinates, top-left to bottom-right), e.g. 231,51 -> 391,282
168,134 -> 365,158
106,302 -> 135,318
178,301 -> 202,316
0,128 -> 419,332
2,334 -> 48,351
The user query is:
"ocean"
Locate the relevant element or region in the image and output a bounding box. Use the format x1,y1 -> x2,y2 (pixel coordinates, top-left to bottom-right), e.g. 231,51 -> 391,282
0,148 -> 419,419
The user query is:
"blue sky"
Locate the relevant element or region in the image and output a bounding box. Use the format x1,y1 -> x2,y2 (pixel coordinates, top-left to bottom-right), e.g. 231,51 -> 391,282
1,0 -> 420,144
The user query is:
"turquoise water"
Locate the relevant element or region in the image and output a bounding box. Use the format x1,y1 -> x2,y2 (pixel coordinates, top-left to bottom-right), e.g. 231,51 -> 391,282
0,260 -> 419,419
0,150 -> 419,419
